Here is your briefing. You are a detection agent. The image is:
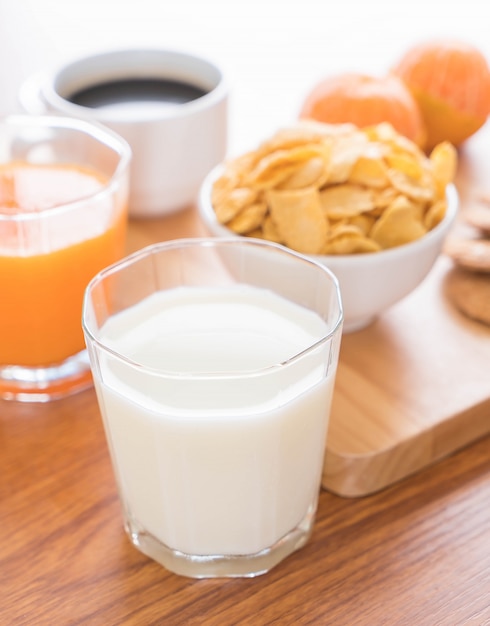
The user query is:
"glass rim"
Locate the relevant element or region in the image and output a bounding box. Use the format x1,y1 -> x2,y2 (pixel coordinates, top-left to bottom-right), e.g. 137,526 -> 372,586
0,114 -> 131,221
82,237 -> 344,380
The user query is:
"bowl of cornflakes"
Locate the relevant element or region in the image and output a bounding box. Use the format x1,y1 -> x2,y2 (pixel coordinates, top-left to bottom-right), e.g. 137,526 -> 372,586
198,120 -> 458,332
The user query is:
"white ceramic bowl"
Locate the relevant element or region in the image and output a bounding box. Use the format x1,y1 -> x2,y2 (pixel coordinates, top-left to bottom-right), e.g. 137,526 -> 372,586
198,166 -> 458,332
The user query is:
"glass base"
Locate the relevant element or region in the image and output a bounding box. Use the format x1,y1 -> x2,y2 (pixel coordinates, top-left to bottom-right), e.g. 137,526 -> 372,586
124,504 -> 316,578
0,350 -> 93,402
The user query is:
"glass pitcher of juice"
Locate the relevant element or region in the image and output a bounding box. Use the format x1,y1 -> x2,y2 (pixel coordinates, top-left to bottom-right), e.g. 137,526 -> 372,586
0,115 -> 131,401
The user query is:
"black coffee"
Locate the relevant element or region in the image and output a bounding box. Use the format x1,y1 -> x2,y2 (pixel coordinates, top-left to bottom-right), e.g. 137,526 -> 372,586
68,78 -> 208,112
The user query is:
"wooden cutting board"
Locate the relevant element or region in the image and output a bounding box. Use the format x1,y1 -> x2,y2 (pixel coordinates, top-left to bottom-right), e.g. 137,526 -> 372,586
126,193 -> 490,499
322,255 -> 490,497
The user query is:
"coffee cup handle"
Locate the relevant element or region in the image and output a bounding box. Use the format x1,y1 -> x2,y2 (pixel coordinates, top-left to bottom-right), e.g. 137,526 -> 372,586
18,72 -> 49,115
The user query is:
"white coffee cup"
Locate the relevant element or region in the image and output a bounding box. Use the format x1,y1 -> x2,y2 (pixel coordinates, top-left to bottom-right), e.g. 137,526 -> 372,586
19,48 -> 228,217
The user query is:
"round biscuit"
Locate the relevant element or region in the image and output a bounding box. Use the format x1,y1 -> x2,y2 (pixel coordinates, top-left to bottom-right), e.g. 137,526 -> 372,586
444,267 -> 490,326
444,237 -> 490,273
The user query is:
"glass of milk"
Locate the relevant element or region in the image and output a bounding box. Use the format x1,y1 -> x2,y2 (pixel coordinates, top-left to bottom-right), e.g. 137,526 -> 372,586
82,238 -> 343,578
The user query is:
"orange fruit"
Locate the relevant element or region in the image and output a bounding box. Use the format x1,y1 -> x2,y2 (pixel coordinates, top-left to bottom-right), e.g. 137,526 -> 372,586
393,39 -> 490,149
299,72 -> 426,147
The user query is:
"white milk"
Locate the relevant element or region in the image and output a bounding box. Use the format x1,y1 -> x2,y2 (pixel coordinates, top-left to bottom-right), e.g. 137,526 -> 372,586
95,285 -> 335,557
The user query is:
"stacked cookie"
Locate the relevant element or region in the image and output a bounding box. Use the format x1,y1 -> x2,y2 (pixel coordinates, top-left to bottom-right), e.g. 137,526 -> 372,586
444,203 -> 490,326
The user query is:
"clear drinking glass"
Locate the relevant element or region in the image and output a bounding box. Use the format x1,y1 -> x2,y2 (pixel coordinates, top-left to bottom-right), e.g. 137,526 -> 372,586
82,238 -> 343,578
0,114 -> 130,401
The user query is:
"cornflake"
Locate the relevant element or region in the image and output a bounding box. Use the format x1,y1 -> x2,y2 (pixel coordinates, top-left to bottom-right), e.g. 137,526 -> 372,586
211,121 -> 457,255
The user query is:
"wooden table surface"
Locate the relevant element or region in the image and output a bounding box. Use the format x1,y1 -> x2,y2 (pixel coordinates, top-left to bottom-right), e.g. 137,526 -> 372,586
2,4 -> 490,619
2,190 -> 490,625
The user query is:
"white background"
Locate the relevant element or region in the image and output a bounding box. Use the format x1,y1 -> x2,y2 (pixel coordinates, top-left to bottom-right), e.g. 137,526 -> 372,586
1,0 -> 490,155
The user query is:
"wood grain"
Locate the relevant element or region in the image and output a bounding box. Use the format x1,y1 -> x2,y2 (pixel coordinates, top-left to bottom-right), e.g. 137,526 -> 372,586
323,255 -> 490,496
1,390 -> 489,625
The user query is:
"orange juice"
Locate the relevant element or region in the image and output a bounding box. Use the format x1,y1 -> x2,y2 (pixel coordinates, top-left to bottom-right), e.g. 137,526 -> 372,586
0,161 -> 128,367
